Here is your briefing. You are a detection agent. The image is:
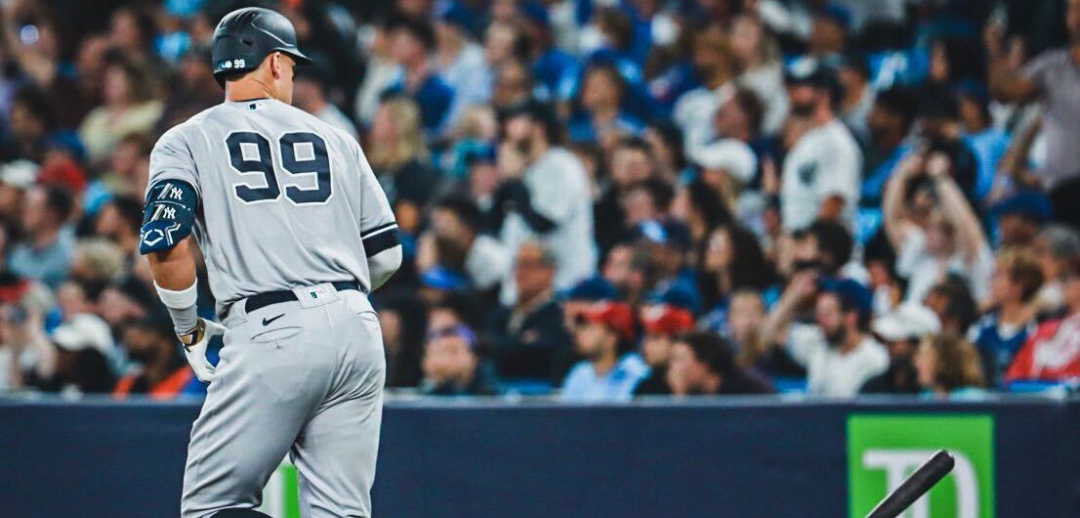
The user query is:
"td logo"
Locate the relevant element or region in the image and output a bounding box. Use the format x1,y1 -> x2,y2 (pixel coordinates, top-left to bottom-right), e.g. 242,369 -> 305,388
848,415 -> 995,518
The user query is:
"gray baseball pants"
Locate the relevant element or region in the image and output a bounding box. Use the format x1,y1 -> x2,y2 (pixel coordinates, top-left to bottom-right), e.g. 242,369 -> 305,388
181,287 -> 385,518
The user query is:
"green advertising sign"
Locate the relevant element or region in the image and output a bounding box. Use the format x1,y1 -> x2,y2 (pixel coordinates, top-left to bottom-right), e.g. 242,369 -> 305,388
848,415 -> 995,518
259,460 -> 301,518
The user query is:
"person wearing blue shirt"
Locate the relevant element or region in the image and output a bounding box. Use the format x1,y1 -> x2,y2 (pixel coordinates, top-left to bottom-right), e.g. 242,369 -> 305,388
561,301 -> 648,402
968,249 -> 1043,385
384,17 -> 456,137
568,63 -> 645,145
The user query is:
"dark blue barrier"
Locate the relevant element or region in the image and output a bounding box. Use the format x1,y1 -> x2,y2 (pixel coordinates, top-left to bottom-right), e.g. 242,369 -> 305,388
1,396 -> 1078,518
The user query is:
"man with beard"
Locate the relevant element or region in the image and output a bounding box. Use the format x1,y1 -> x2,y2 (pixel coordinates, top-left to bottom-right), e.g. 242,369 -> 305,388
779,63 -> 862,232
861,303 -> 941,394
114,315 -> 203,399
494,100 -> 596,304
767,274 -> 887,396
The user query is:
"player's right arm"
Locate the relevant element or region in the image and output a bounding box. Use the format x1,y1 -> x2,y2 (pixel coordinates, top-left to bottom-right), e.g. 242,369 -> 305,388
141,125 -> 223,382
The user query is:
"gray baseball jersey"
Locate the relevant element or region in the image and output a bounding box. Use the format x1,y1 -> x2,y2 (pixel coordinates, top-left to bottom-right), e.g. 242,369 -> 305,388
147,98 -> 396,314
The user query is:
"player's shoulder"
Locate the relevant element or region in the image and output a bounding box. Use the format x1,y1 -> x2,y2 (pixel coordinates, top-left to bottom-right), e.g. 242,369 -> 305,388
273,101 -> 360,148
154,105 -> 221,149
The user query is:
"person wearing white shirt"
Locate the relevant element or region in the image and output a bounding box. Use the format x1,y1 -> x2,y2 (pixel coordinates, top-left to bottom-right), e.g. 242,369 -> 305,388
763,274 -> 888,397
883,152 -> 994,304
495,101 -> 596,304
780,64 -> 862,233
672,31 -> 738,158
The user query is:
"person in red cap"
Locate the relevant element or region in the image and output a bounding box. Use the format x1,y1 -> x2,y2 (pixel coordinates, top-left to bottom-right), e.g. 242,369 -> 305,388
633,302 -> 696,396
560,300 -> 648,401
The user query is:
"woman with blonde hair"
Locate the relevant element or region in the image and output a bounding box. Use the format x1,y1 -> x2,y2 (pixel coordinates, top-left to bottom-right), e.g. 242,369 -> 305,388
915,333 -> 986,397
78,57 -> 163,165
367,96 -> 439,235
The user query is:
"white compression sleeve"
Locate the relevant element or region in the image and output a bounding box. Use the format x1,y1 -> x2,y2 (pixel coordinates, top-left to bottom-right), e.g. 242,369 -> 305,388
155,281 -> 199,334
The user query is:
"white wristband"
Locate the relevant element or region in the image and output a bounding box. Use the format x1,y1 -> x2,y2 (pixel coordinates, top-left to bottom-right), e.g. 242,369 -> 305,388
155,281 -> 199,334
155,281 -> 198,308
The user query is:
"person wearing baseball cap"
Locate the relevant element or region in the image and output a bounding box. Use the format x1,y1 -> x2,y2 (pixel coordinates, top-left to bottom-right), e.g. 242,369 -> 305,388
633,291 -> 696,396
861,303 -> 942,394
561,300 -> 648,401
779,60 -> 862,233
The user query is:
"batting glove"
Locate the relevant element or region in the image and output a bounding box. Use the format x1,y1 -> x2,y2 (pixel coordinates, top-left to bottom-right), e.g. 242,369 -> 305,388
178,318 -> 227,383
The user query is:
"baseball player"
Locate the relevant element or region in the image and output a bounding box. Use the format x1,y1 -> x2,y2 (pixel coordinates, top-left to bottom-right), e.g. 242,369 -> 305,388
140,8 -> 400,518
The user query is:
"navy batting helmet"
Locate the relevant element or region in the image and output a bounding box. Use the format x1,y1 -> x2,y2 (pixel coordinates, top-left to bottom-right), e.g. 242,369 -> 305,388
210,7 -> 310,87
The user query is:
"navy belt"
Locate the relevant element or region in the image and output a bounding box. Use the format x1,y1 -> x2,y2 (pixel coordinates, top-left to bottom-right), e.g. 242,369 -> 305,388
244,281 -> 360,313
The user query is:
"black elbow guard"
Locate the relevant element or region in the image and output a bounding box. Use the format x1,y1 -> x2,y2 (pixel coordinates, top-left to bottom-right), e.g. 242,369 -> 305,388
139,180 -> 199,255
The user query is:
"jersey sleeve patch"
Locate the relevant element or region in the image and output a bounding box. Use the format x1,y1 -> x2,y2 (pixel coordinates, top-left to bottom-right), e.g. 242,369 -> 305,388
139,180 -> 199,255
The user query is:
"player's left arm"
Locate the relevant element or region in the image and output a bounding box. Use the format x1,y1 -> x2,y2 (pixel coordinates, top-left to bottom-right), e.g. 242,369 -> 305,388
141,128 -> 222,382
355,144 -> 402,291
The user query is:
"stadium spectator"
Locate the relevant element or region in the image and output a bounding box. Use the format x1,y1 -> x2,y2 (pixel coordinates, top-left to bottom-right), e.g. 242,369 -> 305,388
633,287 -> 697,395
486,242 -> 573,382
673,29 -> 738,156
779,63 -> 862,232
114,315 -> 200,399
969,249 -> 1042,385
378,295 -> 427,388
991,190 -> 1053,249
383,16 -> 455,137
987,0 -> 1080,227
24,313 -> 116,395
765,275 -> 888,396
434,1 -> 493,133
561,301 -> 647,401
730,13 -> 788,135
698,224 -> 780,333
915,334 -> 986,398
421,324 -> 499,396
862,303 -> 941,394
728,289 -> 802,379
1005,259 -> 1080,384
1033,225 -> 1080,314
569,62 -> 644,147
93,196 -> 143,257
594,137 -> 658,254
883,152 -> 993,304
9,185 -> 74,289
77,56 -> 162,166
494,100 -> 596,303
367,96 -> 440,236
667,332 -> 773,396
861,86 -> 916,207
155,43 -> 219,134
419,195 -> 509,294
924,276 -> 980,336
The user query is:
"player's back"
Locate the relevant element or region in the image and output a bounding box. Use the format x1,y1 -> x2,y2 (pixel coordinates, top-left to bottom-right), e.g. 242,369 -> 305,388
149,99 -> 393,311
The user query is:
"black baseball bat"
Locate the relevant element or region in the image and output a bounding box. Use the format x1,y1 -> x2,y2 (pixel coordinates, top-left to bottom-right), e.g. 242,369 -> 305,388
865,450 -> 956,518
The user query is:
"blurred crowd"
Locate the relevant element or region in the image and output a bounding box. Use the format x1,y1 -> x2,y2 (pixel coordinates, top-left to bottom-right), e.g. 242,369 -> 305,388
1,0 -> 1080,401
